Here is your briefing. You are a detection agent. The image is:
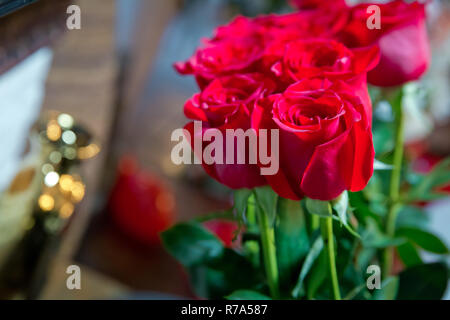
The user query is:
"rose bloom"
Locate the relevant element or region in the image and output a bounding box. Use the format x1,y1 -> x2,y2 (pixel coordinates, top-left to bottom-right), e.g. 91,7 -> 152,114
175,11 -> 349,88
252,78 -> 374,201
290,0 -> 347,10
184,73 -> 276,189
266,39 -> 379,92
174,36 -> 265,89
214,11 -> 348,45
338,0 -> 430,87
175,14 -> 309,88
213,13 -> 314,42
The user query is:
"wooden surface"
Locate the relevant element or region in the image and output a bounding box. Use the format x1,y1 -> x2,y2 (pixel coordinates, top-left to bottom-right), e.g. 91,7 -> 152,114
39,0 -> 120,299
0,0 -> 70,75
72,0 -> 225,299
39,0 -> 231,299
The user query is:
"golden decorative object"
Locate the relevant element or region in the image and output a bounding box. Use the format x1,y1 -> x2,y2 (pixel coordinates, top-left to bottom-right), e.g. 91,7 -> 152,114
33,111 -> 100,220
38,194 -> 55,212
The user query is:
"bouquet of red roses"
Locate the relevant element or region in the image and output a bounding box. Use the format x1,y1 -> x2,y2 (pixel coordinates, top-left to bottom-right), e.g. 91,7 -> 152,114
163,0 -> 449,300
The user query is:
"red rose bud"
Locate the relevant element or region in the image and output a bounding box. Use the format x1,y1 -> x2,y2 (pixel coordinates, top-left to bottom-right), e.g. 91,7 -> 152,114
109,156 -> 176,245
339,0 -> 430,87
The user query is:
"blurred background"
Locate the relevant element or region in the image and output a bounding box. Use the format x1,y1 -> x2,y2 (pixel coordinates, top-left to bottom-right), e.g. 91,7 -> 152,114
0,0 -> 449,299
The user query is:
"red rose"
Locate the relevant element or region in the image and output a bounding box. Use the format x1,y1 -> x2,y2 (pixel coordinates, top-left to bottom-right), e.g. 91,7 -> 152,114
252,78 -> 374,201
339,0 -> 430,87
184,73 -> 275,189
214,13 -> 315,43
267,39 -> 379,91
255,11 -> 348,43
174,37 -> 264,89
175,11 -> 351,88
290,0 -> 347,10
252,12 -> 315,34
213,16 -> 260,41
195,13 -> 318,84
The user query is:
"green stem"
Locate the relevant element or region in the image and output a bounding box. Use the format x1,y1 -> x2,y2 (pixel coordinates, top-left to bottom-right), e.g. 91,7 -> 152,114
311,214 -> 320,232
321,217 -> 341,300
255,200 -> 280,299
247,195 -> 256,225
383,93 -> 405,278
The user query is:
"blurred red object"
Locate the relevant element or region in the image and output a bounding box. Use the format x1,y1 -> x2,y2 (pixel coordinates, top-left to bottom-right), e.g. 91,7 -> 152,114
203,220 -> 239,248
108,156 -> 176,245
407,141 -> 450,205
407,141 -> 441,173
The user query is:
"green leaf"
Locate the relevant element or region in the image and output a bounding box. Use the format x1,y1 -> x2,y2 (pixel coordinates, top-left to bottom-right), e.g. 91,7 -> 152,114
396,227 -> 448,254
407,192 -> 448,202
188,266 -> 225,299
362,218 -> 406,248
188,249 -> 261,299
161,222 -> 224,267
305,198 -> 332,217
397,242 -> 422,267
396,205 -> 429,229
331,191 -> 360,238
332,191 -> 349,225
234,189 -> 252,219
226,290 -> 271,300
348,191 -> 380,224
373,277 -> 399,300
331,215 -> 360,238
306,249 -> 328,299
343,284 -> 367,300
357,247 -> 377,273
409,157 -> 450,202
253,186 -> 278,225
397,263 -> 448,300
292,236 -> 324,298
276,197 -> 309,289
